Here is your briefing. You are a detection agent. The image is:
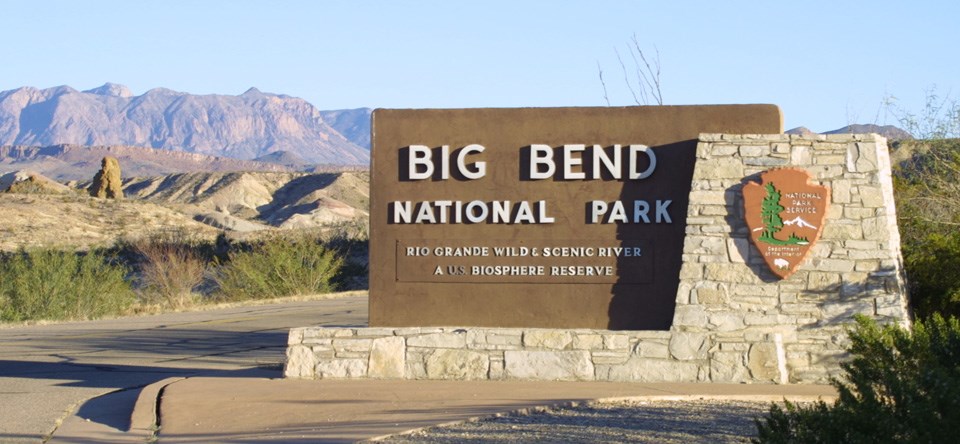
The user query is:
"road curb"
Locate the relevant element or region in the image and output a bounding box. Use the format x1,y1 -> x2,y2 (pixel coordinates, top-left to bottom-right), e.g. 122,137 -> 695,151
130,377 -> 186,437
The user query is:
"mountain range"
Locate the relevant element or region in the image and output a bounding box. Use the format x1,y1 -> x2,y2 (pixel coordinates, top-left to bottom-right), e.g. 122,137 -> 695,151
0,83 -> 916,180
0,84 -> 372,165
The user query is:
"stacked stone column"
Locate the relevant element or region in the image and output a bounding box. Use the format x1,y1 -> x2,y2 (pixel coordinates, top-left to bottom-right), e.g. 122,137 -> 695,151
676,133 -> 909,383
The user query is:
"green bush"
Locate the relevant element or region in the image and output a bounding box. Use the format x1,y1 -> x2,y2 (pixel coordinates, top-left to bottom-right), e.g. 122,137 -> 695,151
0,248 -> 135,322
754,315 -> 960,443
902,232 -> 960,319
893,140 -> 960,318
212,236 -> 343,301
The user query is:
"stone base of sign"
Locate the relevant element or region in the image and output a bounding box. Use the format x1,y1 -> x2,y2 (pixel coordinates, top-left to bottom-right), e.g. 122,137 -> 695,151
285,326 -> 770,382
286,133 -> 910,384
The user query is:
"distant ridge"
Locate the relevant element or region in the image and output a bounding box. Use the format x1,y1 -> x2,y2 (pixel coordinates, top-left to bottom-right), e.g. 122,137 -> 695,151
823,124 -> 913,140
0,84 -> 370,165
320,108 -> 372,149
785,127 -> 817,136
0,144 -> 297,182
786,124 -> 912,141
254,150 -> 313,169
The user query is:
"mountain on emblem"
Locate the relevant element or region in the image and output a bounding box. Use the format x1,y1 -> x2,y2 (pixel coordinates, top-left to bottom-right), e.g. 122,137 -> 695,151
783,216 -> 818,230
742,168 -> 830,279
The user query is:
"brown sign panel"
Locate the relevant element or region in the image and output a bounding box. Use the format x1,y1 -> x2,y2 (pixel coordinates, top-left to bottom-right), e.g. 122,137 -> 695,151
742,168 -> 830,279
370,106 -> 782,330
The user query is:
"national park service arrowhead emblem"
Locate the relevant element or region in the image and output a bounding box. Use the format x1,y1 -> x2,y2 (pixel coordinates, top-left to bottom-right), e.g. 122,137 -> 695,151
742,168 -> 830,279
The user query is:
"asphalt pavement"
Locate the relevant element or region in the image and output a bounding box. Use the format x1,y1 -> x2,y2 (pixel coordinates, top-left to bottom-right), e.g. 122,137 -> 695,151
1,294 -> 837,443
0,293 -> 367,443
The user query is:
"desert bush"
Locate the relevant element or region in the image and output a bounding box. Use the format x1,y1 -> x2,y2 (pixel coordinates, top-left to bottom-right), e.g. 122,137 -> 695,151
5,179 -> 48,195
894,139 -> 960,318
901,231 -> 960,319
888,89 -> 960,318
0,248 -> 134,322
322,223 -> 370,290
212,235 -> 343,300
131,229 -> 211,308
754,315 -> 960,443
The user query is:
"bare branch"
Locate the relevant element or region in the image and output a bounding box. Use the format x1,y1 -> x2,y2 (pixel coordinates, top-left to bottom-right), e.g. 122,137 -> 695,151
615,48 -> 641,106
596,61 -> 610,106
630,34 -> 663,105
598,34 -> 664,106
625,43 -> 650,105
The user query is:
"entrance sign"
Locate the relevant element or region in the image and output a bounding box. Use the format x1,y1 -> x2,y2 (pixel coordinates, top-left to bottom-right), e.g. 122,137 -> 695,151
288,133 -> 911,384
370,106 -> 782,330
742,168 -> 830,279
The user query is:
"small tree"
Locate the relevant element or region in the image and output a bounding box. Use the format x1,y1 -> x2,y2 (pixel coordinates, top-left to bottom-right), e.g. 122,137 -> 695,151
760,183 -> 784,241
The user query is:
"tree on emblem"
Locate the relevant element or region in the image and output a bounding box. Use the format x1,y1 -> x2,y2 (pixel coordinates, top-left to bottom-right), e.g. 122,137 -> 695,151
760,182 -> 784,242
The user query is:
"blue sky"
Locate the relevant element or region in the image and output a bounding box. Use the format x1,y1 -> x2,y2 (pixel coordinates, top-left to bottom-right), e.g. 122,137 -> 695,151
4,0 -> 958,132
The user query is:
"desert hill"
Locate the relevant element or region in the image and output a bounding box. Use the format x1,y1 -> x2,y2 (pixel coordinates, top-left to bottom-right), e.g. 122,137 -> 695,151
123,170 -> 369,230
0,167 -> 369,250
0,192 -> 218,251
0,84 -> 370,164
0,170 -> 72,194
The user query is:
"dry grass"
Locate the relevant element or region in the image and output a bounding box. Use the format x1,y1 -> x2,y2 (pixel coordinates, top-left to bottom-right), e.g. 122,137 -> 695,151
132,229 -> 208,309
0,290 -> 367,328
0,193 -> 217,252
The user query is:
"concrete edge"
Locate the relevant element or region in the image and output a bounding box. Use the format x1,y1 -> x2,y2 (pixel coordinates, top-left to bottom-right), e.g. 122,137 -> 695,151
130,377 -> 187,436
364,393 -> 838,442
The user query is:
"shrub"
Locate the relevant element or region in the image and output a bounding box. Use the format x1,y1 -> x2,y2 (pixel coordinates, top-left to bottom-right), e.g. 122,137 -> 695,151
212,235 -> 343,301
754,315 -> 960,443
323,227 -> 370,290
131,229 -> 210,308
888,89 -> 960,318
0,248 -> 134,322
901,231 -> 960,319
894,141 -> 960,318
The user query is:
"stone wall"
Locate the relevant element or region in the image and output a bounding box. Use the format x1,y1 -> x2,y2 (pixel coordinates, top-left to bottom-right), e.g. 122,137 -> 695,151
285,133 -> 910,384
286,326 -> 726,382
674,133 -> 909,383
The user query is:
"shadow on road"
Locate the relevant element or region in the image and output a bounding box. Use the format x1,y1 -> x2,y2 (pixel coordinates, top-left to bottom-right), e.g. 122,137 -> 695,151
0,328 -> 290,437
1,359 -> 282,433
0,359 -> 281,386
0,296 -> 369,441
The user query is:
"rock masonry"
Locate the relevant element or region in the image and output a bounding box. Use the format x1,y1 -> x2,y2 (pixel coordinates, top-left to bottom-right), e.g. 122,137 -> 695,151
286,133 -> 910,384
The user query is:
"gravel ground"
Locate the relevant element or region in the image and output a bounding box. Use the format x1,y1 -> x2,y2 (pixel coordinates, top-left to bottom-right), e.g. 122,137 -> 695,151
378,399 -> 785,443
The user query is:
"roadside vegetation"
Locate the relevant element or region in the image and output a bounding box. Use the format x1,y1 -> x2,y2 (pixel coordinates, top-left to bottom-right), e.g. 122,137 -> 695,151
0,248 -> 134,322
0,226 -> 367,322
212,234 -> 343,301
756,89 -> 960,441
754,315 -> 960,443
893,143 -> 960,318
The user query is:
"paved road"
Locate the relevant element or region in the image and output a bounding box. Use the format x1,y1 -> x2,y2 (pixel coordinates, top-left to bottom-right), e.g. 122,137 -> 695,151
0,294 -> 367,443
